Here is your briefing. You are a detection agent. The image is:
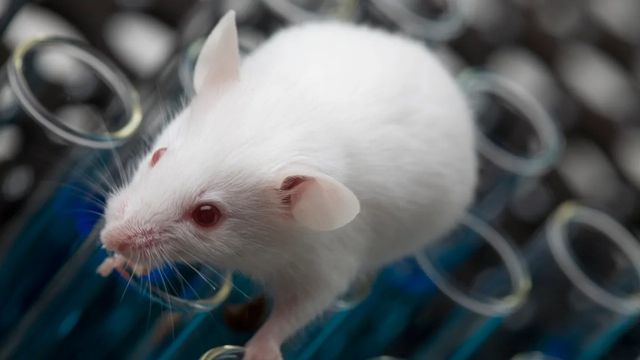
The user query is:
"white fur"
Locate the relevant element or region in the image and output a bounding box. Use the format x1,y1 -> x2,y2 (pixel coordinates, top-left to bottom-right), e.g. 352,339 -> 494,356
101,12 -> 476,359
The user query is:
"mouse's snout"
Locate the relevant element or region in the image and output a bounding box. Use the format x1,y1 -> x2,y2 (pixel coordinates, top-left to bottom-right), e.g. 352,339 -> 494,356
101,226 -> 159,254
101,227 -> 132,253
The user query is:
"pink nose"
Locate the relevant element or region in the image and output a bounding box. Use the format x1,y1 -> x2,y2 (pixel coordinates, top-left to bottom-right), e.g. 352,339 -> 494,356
101,229 -> 131,253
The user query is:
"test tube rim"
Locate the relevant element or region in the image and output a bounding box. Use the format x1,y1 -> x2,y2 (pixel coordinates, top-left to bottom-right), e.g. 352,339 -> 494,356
7,36 -> 143,149
115,258 -> 234,312
546,202 -> 640,315
416,213 -> 532,317
331,273 -> 375,311
460,70 -> 564,177
260,0 -> 359,22
368,0 -> 465,42
199,345 -> 245,360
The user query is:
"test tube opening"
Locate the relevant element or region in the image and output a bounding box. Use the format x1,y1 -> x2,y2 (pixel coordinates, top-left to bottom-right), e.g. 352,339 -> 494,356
368,0 -> 464,42
416,214 -> 531,317
332,274 -> 374,311
261,0 -> 359,23
546,202 -> 640,315
113,258 -> 234,312
200,345 -> 245,360
461,71 -> 563,178
7,37 -> 142,148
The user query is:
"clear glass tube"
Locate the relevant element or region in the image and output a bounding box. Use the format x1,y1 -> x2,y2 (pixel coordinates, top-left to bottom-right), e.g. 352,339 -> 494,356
280,274 -> 374,358
332,70 -> 560,358
6,37 -> 142,148
299,214 -> 530,360
0,35 -> 142,237
331,274 -> 375,311
367,0 -> 465,42
459,70 -> 564,220
112,256 -> 234,312
260,0 -> 361,22
199,345 -> 245,360
416,214 -> 530,317
0,35 -> 142,349
287,69 -> 559,360
402,214 -> 530,360
298,69 -> 560,359
493,202 -> 640,360
199,346 -> 407,360
511,352 -> 562,360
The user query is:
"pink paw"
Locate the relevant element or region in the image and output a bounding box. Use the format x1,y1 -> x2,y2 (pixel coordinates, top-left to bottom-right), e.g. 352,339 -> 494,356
244,340 -> 282,360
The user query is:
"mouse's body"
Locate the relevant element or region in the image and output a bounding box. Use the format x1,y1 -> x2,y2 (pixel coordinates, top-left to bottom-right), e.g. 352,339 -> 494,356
238,20 -> 476,270
99,12 -> 476,360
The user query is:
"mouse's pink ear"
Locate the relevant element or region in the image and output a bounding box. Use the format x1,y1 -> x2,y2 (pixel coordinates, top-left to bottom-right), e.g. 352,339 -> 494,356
193,11 -> 240,94
279,171 -> 360,231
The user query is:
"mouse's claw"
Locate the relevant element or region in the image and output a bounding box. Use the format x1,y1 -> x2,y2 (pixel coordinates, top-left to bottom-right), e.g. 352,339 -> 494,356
96,257 -> 117,277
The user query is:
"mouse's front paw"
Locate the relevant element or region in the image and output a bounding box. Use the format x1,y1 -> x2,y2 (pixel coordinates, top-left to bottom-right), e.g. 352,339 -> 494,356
244,340 -> 282,360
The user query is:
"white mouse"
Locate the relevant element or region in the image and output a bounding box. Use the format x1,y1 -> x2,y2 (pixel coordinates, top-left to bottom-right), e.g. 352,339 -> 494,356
98,11 -> 476,360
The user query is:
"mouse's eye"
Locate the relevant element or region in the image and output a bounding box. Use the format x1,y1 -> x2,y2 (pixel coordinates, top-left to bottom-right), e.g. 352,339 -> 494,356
150,147 -> 167,168
191,203 -> 222,228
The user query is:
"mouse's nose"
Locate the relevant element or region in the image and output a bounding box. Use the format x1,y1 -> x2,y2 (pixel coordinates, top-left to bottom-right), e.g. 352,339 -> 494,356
101,228 -> 131,253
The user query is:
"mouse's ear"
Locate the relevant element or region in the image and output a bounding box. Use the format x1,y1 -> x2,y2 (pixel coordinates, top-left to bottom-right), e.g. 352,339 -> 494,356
193,11 -> 240,94
278,171 -> 360,231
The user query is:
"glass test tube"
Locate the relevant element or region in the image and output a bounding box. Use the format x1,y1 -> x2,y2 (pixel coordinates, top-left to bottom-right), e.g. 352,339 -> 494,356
366,0 -> 465,42
200,345 -> 245,360
337,69 -> 558,347
387,69 -> 561,296
329,214 -> 530,360
259,0 -> 361,23
288,70 -> 555,359
0,36 -> 141,237
157,250 -> 372,360
406,214 -> 530,360
460,70 -> 563,220
0,36 -> 141,346
281,272 -> 374,359
197,346 -> 405,360
0,36 -> 237,359
493,202 -> 640,360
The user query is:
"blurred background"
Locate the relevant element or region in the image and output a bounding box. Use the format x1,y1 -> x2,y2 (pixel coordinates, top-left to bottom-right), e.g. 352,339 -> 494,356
0,0 -> 639,359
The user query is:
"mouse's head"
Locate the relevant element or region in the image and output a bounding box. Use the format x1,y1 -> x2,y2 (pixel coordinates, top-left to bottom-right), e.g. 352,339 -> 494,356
99,12 -> 360,273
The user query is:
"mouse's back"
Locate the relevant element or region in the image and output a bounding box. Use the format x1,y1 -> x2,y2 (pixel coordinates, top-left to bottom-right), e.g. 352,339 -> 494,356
225,22 -> 477,267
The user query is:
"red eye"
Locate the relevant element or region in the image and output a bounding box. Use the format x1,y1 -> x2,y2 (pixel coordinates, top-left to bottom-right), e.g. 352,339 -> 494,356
150,147 -> 167,168
191,203 -> 222,227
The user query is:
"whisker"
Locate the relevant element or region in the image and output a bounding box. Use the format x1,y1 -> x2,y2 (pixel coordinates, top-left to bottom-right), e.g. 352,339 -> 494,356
179,248 -> 249,299
65,209 -> 105,217
146,262 -> 154,328
160,250 -> 204,303
120,252 -> 140,302
172,253 -> 217,301
40,181 -> 107,206
153,253 -> 177,339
